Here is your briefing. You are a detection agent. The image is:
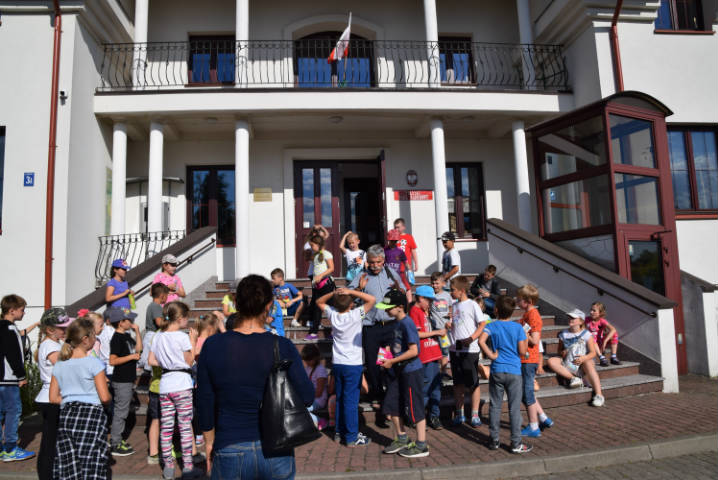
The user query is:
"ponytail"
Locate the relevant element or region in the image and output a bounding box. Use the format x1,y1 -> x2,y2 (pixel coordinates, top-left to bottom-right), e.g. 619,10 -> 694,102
34,327 -> 48,362
59,343 -> 74,362
59,318 -> 94,361
163,301 -> 190,324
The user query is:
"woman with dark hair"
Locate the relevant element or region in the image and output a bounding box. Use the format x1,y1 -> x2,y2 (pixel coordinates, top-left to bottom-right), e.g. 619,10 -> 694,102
197,275 -> 314,479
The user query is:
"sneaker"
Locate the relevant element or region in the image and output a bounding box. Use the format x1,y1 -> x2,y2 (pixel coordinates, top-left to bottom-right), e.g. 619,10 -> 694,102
181,466 -> 204,479
163,466 -> 176,480
428,416 -> 443,430
304,333 -> 318,341
611,357 -> 622,365
520,425 -> 541,437
569,376 -> 583,389
511,443 -> 533,454
290,319 -> 302,327
599,357 -> 609,367
470,415 -> 482,428
383,437 -> 410,454
192,452 -> 206,464
334,432 -> 342,443
398,442 -> 430,458
317,418 -> 328,431
348,432 -> 371,447
147,454 -> 159,465
0,451 -> 5,460
452,414 -> 466,426
487,439 -> 500,450
2,447 -> 35,462
111,443 -> 135,456
592,394 -> 605,407
540,416 -> 554,429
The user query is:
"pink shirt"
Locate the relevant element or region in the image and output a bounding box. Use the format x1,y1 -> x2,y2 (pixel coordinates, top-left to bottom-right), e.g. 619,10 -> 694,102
153,272 -> 184,304
585,317 -> 609,341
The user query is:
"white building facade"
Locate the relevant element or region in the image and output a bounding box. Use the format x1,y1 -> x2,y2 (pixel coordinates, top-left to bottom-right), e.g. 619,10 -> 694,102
0,1 -> 716,376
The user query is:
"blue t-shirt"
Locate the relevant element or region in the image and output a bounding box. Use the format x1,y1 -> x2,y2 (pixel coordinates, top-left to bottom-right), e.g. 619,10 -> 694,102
391,316 -> 423,373
52,356 -> 105,405
266,300 -> 284,337
273,283 -> 299,304
484,320 -> 527,375
107,278 -> 131,309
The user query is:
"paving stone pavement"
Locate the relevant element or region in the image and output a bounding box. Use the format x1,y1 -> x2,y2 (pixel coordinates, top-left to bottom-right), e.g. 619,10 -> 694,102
517,451 -> 718,480
0,375 -> 715,478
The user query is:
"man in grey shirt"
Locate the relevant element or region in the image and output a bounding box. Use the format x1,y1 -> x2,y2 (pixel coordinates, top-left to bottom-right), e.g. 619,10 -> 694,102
347,244 -> 403,423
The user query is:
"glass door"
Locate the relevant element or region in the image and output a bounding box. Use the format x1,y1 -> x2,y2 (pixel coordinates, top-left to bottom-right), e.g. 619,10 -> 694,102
294,163 -> 340,278
187,166 -> 236,246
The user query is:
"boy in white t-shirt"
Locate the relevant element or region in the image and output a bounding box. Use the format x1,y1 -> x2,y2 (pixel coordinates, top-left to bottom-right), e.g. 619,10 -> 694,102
447,276 -> 486,428
340,231 -> 366,283
316,288 -> 376,447
439,232 -> 461,282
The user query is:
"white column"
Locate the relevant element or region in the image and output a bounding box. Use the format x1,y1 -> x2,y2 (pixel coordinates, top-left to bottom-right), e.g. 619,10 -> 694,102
235,120 -> 250,278
110,122 -> 127,235
235,0 -> 249,87
516,0 -> 534,88
431,119 -> 449,264
423,0 -> 440,87
512,121 -> 532,231
148,121 -> 164,233
132,0 -> 149,86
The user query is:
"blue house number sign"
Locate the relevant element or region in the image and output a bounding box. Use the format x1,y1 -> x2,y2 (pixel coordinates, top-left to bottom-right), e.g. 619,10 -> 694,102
24,173 -> 34,187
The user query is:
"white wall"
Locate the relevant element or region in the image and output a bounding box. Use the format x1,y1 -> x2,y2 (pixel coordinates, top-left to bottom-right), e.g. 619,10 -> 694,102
677,219 -> 718,284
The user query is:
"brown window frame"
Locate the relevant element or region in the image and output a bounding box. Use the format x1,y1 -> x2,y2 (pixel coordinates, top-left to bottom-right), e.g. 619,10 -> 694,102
654,0 -> 707,32
446,162 -> 487,240
668,126 -> 718,214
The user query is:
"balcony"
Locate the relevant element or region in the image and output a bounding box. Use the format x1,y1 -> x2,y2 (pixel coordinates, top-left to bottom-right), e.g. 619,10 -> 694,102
98,39 -> 569,93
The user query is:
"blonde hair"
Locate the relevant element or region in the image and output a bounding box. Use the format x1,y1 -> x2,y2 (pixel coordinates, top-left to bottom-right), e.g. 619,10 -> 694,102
197,313 -> 220,336
346,232 -> 359,242
163,301 -> 190,324
79,311 -> 103,325
591,301 -> 606,316
450,275 -> 470,293
517,284 -> 540,305
59,318 -> 95,361
34,325 -> 52,362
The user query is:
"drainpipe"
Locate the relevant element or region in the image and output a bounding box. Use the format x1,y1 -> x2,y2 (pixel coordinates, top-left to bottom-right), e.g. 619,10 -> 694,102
609,0 -> 624,92
44,0 -> 62,309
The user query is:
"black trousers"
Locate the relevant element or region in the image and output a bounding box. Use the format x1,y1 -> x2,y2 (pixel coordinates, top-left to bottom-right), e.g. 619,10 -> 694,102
37,402 -> 60,480
308,281 -> 335,334
362,321 -> 399,402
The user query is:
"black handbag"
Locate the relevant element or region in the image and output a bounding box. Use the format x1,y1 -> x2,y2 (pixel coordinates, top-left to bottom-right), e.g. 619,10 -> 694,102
260,338 -> 321,453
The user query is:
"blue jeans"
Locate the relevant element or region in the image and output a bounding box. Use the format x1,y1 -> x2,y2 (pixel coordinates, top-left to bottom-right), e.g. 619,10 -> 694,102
333,364 -> 363,444
422,361 -> 441,419
521,363 -> 538,407
489,372 -> 523,447
0,385 -> 21,452
211,440 -> 295,480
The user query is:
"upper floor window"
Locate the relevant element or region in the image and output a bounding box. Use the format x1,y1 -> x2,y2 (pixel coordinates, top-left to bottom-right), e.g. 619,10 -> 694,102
294,32 -> 373,87
188,35 -> 235,84
655,0 -> 705,30
446,163 -> 486,239
439,36 -> 473,84
0,126 -> 4,234
668,128 -> 718,211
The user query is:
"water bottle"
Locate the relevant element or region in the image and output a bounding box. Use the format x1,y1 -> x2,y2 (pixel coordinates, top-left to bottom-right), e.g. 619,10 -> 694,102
128,292 -> 136,310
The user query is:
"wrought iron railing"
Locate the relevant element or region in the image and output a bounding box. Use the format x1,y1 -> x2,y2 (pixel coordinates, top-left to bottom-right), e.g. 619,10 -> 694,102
98,39 -> 569,92
95,230 -> 186,287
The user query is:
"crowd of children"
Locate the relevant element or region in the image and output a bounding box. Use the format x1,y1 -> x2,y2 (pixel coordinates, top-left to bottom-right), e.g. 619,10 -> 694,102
0,217 -> 625,476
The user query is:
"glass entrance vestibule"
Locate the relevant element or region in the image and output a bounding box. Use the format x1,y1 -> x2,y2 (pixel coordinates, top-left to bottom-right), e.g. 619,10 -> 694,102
528,91 -> 687,373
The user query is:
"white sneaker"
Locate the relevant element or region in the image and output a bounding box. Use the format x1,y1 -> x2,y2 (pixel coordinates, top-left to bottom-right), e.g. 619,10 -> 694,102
592,394 -> 605,407
569,376 -> 583,389
290,319 -> 302,327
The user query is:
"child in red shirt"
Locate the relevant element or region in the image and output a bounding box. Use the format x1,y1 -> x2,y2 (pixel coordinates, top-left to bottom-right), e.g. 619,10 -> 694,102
409,286 -> 446,430
585,302 -> 620,366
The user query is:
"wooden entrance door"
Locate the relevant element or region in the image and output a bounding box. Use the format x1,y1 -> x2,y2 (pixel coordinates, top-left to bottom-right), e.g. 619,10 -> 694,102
294,162 -> 340,278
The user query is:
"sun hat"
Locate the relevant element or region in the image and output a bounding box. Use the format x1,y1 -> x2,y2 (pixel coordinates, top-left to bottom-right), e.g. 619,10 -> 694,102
386,229 -> 401,241
40,307 -> 74,328
162,254 -> 178,265
111,259 -> 130,270
414,285 -> 436,300
105,307 -> 138,324
567,308 -> 585,320
375,289 -> 408,311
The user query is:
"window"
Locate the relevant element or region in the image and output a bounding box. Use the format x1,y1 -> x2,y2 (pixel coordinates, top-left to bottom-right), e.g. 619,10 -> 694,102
542,176 -> 612,234
668,128 -> 718,211
188,36 -> 235,84
0,126 -> 4,233
187,166 -> 235,245
446,163 -> 486,239
294,32 -> 373,88
655,0 -> 705,30
439,36 -> 473,84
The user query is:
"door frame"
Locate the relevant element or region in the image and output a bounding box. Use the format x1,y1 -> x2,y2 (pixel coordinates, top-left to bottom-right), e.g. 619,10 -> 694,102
282,148 -> 388,279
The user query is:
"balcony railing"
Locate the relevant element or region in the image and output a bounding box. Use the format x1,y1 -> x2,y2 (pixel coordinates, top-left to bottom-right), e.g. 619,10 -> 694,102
98,39 -> 569,92
95,230 -> 186,287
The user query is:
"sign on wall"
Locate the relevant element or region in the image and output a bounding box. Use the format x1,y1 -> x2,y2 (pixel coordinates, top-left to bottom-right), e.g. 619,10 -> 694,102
23,172 -> 34,187
253,187 -> 272,202
393,190 -> 433,201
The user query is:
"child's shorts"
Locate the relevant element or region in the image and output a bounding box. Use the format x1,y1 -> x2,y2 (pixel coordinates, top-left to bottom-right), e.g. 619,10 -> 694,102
449,351 -> 481,390
439,345 -> 450,357
287,300 -> 302,317
382,369 -> 426,424
597,332 -> 619,347
521,363 -> 538,407
147,392 -> 160,420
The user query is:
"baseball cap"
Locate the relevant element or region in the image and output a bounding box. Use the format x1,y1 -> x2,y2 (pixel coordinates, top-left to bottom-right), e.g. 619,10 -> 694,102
375,289 -> 408,311
414,285 -> 436,300
105,307 -> 138,324
439,231 -> 456,242
567,308 -> 585,320
40,307 -> 74,328
162,254 -> 178,265
386,229 -> 400,241
111,259 -> 130,270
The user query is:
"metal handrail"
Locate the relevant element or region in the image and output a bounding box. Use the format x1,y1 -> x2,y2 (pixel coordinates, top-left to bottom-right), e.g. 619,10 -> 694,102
95,230 -> 186,287
98,39 -> 569,92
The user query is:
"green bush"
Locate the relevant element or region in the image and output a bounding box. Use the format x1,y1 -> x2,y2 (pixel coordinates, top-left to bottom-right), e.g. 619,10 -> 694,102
20,361 -> 42,417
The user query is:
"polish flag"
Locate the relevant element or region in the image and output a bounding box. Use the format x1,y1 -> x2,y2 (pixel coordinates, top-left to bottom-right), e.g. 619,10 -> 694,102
327,13 -> 352,64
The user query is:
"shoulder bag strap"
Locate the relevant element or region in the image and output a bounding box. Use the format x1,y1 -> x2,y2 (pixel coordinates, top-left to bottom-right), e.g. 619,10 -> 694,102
273,336 -> 281,366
